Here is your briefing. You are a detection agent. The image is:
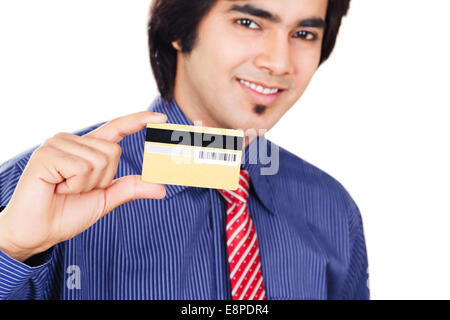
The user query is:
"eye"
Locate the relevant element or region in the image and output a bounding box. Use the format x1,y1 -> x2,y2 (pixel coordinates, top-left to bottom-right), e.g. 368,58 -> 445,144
294,30 -> 318,41
235,18 -> 260,30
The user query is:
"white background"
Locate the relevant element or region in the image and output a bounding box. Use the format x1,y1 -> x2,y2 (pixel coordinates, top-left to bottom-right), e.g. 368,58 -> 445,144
1,0 -> 449,299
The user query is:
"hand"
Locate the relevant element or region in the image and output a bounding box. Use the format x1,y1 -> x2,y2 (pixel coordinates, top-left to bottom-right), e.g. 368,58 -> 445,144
0,111 -> 167,262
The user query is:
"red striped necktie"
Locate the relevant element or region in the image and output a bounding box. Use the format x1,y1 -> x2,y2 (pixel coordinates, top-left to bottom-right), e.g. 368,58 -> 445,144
218,169 -> 267,300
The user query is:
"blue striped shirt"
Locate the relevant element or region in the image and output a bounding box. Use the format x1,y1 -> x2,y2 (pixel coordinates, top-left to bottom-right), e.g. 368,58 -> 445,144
0,97 -> 369,300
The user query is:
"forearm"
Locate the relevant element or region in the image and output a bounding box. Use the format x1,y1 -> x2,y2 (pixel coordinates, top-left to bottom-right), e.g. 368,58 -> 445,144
0,207 -> 53,299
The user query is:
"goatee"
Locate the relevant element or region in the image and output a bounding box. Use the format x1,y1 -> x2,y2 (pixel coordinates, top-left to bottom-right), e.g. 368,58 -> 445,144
253,104 -> 267,115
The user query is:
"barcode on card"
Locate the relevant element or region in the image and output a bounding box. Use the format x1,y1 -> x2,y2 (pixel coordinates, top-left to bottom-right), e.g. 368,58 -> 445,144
194,149 -> 238,166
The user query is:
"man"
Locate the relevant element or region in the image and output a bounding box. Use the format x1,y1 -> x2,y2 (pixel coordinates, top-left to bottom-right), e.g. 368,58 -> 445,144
0,0 -> 369,299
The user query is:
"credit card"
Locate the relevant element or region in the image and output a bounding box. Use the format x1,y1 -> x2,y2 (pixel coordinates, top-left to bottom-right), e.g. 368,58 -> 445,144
142,123 -> 244,190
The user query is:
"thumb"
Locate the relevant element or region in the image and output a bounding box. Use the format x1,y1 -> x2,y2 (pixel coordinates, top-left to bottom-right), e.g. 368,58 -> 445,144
102,175 -> 166,216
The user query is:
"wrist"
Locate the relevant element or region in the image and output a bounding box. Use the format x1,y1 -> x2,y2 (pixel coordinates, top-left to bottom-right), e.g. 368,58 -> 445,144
0,213 -> 34,262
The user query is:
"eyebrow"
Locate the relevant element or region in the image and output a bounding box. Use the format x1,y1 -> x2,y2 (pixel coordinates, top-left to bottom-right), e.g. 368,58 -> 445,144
227,3 -> 327,29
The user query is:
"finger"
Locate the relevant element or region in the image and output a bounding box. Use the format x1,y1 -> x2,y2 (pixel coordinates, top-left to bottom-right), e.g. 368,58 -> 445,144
101,175 -> 166,216
44,134 -> 109,193
86,111 -> 167,144
48,133 -> 121,189
31,146 -> 94,194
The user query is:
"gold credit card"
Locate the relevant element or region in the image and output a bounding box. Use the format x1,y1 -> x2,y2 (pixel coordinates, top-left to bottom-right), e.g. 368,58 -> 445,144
142,123 -> 244,190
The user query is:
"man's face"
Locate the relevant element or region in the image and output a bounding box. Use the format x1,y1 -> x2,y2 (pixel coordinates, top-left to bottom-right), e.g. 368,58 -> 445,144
173,0 -> 328,137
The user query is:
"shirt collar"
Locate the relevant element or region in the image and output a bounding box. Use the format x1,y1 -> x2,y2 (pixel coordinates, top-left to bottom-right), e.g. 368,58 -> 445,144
146,97 -> 276,216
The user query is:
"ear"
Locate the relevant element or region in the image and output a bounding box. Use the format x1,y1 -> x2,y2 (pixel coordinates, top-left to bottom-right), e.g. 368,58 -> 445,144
171,40 -> 181,51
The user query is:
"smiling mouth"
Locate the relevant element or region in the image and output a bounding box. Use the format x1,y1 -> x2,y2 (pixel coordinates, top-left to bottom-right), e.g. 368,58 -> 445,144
238,78 -> 282,94
236,77 -> 285,106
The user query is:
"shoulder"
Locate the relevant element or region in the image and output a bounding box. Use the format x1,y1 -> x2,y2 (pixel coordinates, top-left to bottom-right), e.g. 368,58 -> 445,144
0,123 -> 104,206
268,140 -> 365,254
276,142 -> 355,203
270,140 -> 361,224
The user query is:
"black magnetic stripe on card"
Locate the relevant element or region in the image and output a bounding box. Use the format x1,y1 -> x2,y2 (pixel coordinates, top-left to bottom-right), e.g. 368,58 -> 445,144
146,128 -> 243,151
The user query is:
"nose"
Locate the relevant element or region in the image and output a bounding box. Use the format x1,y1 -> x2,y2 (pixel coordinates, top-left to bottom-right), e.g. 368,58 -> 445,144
254,31 -> 294,76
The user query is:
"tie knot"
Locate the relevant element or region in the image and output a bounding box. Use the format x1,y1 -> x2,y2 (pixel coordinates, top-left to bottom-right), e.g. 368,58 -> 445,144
218,169 -> 250,204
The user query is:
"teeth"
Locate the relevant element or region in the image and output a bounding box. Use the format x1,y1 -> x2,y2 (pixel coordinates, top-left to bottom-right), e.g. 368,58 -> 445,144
240,79 -> 279,95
